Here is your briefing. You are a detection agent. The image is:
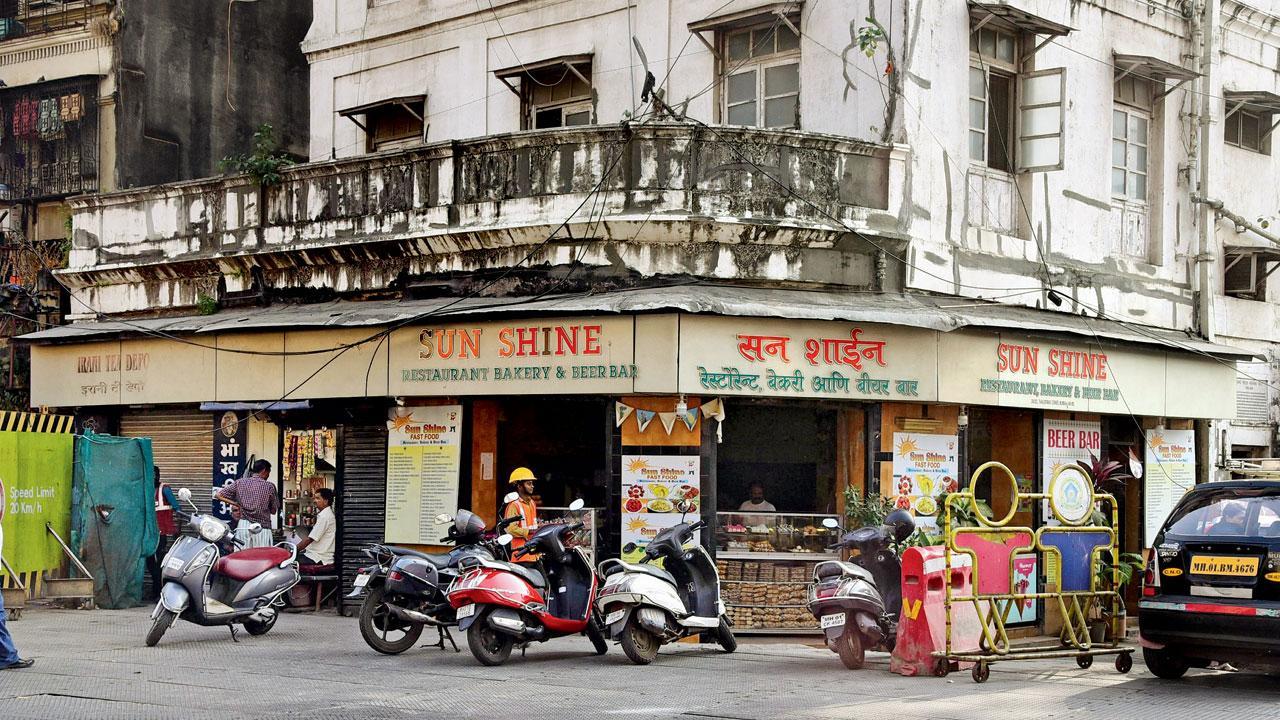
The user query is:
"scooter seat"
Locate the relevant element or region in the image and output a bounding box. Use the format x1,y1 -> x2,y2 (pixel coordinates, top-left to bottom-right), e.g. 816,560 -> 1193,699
387,546 -> 452,566
609,561 -> 675,586
505,562 -> 547,589
215,547 -> 292,581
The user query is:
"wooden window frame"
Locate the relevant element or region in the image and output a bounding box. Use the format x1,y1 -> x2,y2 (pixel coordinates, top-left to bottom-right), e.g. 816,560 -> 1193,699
718,21 -> 801,129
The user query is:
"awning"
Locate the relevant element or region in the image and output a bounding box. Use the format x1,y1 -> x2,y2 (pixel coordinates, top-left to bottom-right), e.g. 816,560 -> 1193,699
337,95 -> 426,132
18,285 -> 1255,359
493,54 -> 592,96
968,2 -> 1072,37
1224,90 -> 1280,115
1113,53 -> 1198,101
687,2 -> 803,33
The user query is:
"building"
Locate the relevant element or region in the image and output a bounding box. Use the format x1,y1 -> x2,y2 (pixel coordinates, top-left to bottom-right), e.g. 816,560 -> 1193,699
0,0 -> 311,407
21,1 -> 1274,631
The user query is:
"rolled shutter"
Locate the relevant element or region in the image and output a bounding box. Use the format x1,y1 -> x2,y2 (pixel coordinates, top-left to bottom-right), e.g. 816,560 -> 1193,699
339,423 -> 387,613
120,408 -> 214,512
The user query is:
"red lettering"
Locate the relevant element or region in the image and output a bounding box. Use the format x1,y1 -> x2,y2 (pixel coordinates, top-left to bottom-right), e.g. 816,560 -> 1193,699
583,325 -> 601,355
997,343 -> 1038,374
554,326 -> 578,356
516,328 -> 539,357
460,329 -> 480,358
437,328 -> 457,359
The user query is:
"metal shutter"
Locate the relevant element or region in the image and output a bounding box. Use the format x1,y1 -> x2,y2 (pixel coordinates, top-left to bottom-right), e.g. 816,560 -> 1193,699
120,408 -> 214,512
339,423 -> 387,614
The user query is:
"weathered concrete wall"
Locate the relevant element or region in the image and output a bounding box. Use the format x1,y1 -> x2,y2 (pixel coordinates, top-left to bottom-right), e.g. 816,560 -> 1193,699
113,0 -> 312,189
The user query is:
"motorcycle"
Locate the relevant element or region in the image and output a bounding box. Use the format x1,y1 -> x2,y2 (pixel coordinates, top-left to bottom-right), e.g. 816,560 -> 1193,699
447,499 -> 607,666
596,518 -> 736,664
349,504 -> 518,654
806,510 -> 915,669
146,488 -> 300,646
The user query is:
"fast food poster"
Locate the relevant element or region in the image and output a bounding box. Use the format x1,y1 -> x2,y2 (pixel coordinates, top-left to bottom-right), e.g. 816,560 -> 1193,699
620,455 -> 700,562
384,405 -> 463,544
1144,429 -> 1194,547
890,434 -> 959,531
1040,419 -> 1101,523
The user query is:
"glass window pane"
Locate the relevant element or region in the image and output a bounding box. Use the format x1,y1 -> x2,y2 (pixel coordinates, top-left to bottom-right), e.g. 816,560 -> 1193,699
727,70 -> 756,104
727,31 -> 751,62
534,108 -> 562,129
776,24 -> 799,51
1131,144 -> 1147,172
1112,168 -> 1127,195
997,34 -> 1015,63
1113,110 -> 1127,139
1130,172 -> 1146,200
1129,115 -> 1148,144
753,27 -> 776,57
970,99 -> 987,129
727,101 -> 757,126
765,63 -> 799,96
979,29 -> 996,58
970,130 -> 986,161
564,110 -> 590,126
1112,139 -> 1126,166
764,96 -> 796,128
1242,112 -> 1261,149
1225,114 -> 1241,145
970,67 -> 986,98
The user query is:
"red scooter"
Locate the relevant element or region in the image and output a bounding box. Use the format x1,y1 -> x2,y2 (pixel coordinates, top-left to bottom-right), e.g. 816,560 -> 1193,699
447,500 -> 608,665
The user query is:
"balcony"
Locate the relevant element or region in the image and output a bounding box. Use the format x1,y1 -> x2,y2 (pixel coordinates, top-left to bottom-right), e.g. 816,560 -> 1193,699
65,123 -> 903,315
0,0 -> 105,40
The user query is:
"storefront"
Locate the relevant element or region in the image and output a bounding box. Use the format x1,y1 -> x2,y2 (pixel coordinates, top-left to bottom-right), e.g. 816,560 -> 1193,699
25,302 -> 1243,628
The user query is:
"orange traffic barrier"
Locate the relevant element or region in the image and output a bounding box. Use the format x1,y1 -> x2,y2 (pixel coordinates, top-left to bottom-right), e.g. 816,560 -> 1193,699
891,546 -> 981,677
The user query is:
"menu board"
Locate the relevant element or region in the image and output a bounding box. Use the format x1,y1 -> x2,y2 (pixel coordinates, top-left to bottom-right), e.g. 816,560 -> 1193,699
384,405 -> 463,544
1144,429 -> 1195,547
890,433 -> 959,531
620,455 -> 700,562
1040,419 -> 1101,522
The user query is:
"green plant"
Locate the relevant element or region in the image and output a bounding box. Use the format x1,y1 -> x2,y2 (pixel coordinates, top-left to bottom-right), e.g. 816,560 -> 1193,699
1096,552 -> 1145,592
219,123 -> 294,186
842,488 -> 894,529
196,294 -> 219,316
856,18 -> 886,58
1078,451 -> 1133,525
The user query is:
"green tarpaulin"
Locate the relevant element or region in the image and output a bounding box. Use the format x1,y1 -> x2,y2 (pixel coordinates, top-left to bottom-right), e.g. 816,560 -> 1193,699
0,431 -> 74,576
71,432 -> 158,609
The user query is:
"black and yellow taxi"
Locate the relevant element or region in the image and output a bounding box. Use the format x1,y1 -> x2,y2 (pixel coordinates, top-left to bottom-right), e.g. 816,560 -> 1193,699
1139,479 -> 1280,678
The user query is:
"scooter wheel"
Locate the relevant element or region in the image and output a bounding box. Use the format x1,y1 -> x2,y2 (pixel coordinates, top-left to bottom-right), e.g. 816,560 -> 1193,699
835,631 -> 865,670
715,617 -> 737,654
620,617 -> 660,665
146,608 -> 177,647
467,608 -> 514,666
359,588 -> 424,655
972,661 -> 990,684
243,611 -> 278,636
587,617 -> 609,656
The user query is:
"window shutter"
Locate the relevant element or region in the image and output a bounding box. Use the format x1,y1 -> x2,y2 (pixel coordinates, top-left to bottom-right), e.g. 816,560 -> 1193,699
1017,68 -> 1066,172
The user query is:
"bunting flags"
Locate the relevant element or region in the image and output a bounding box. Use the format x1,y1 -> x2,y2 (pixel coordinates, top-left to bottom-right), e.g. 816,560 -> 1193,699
614,399 -> 725,440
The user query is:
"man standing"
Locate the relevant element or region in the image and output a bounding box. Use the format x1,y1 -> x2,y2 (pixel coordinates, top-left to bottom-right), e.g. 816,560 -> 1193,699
0,476 -> 34,670
503,467 -> 539,562
296,488 -> 336,566
216,460 -> 278,548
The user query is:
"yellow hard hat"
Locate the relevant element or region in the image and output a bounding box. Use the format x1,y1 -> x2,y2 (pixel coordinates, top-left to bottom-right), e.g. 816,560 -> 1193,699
508,467 -> 536,484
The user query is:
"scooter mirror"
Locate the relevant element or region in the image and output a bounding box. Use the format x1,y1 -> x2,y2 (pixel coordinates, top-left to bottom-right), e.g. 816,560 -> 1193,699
434,513 -> 453,525
568,499 -> 585,512
497,533 -> 513,546
821,518 -> 839,529
503,492 -> 519,504
622,542 -> 638,554
178,487 -> 192,501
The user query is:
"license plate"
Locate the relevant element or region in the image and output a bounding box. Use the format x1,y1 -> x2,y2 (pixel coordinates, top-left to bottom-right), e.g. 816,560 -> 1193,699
353,574 -> 370,588
456,603 -> 476,619
821,613 -> 846,629
605,609 -> 626,626
1190,555 -> 1259,576
165,556 -> 184,570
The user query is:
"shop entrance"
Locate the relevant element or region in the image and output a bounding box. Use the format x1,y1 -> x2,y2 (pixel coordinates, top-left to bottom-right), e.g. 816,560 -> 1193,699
716,403 -> 838,514
495,397 -> 608,512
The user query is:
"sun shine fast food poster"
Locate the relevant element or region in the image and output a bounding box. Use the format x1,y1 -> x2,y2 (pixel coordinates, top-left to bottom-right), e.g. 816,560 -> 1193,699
621,455 -> 700,562
890,434 -> 959,531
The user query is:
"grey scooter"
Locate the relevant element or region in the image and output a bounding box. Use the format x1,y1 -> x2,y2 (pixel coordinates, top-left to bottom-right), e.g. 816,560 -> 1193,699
146,488 -> 300,646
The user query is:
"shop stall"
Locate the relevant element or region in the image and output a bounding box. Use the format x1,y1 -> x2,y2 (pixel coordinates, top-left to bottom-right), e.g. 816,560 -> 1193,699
281,426 -> 338,536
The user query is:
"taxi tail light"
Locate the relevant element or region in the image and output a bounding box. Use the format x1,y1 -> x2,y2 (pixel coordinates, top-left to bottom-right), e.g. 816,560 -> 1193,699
1141,566 -> 1157,597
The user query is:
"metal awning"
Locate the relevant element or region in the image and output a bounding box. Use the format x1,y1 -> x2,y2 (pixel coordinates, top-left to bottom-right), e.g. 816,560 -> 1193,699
17,286 -> 1256,360
1114,53 -> 1198,100
969,2 -> 1073,37
687,2 -> 803,33
493,54 -> 593,96
1224,90 -> 1280,115
337,95 -> 426,132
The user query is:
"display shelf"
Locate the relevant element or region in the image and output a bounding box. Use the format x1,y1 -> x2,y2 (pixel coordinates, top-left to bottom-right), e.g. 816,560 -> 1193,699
729,626 -> 823,635
717,552 -> 838,562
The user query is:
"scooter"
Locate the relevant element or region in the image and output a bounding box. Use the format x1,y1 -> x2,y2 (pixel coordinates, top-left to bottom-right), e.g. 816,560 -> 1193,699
596,518 -> 736,664
146,488 -> 300,646
806,510 -> 915,669
349,503 -> 519,655
447,499 -> 608,666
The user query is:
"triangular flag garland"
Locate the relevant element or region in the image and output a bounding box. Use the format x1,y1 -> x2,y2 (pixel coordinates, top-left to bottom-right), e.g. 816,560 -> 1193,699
614,399 -> 726,440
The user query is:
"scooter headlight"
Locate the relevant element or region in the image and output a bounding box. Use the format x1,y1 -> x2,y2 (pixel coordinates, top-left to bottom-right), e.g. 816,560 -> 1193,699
198,516 -> 228,543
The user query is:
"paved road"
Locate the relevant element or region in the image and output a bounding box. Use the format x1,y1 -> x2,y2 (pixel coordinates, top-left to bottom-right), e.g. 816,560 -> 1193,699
2,605 -> 1275,719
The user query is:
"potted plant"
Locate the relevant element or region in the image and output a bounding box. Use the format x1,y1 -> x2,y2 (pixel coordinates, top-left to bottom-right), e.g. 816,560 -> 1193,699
1077,452 -> 1133,526
1090,551 -> 1146,642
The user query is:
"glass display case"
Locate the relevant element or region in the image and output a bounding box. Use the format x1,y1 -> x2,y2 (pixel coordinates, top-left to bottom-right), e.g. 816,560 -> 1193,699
715,512 -> 840,633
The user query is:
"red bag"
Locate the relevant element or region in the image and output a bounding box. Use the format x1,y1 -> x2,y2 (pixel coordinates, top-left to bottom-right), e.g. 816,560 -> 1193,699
156,484 -> 178,536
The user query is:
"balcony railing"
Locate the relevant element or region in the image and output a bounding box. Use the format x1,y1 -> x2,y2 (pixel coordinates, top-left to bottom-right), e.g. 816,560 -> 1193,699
0,0 -> 103,40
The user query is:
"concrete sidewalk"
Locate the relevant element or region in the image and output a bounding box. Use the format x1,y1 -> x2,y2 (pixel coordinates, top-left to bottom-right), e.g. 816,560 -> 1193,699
3,605 -> 1276,719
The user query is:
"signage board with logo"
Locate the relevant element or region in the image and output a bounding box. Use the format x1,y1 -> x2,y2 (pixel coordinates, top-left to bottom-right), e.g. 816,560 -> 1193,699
212,411 -> 248,523
1040,419 -> 1101,523
889,433 -> 959,531
620,455 -> 700,563
385,405 -> 464,544
1144,428 -> 1195,547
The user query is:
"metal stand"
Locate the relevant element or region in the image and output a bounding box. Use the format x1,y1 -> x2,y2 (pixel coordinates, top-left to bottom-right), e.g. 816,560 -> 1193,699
422,625 -> 459,652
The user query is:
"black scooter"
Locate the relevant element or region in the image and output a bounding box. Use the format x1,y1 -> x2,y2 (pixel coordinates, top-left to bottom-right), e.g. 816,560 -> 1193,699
350,499 -> 519,655
805,510 -> 914,669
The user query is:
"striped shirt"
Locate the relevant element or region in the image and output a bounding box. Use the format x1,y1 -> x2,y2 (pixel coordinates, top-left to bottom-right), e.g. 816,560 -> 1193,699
218,475 -> 279,526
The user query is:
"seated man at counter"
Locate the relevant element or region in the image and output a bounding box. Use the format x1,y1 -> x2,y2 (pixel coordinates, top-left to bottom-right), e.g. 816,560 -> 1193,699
295,488 -> 336,568
738,482 -> 777,513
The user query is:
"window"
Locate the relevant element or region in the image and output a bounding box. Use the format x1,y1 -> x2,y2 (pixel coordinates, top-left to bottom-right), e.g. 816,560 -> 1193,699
969,29 -> 1016,172
524,63 -> 593,130
721,22 -> 800,129
1112,76 -> 1152,202
1225,109 -> 1270,154
366,103 -> 424,152
1223,251 -> 1277,300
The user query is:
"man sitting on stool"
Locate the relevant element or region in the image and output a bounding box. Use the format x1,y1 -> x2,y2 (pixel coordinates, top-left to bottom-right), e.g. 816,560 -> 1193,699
296,488 -> 336,567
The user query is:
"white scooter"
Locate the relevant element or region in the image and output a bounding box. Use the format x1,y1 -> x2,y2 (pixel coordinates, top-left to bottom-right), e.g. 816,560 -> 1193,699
596,519 -> 736,664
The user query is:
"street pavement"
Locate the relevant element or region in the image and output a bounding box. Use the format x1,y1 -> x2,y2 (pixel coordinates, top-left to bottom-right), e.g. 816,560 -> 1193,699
2,605 -> 1276,719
